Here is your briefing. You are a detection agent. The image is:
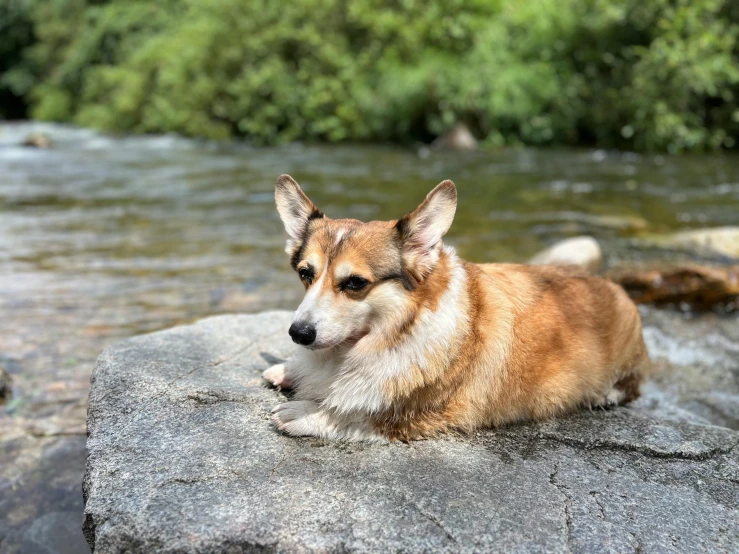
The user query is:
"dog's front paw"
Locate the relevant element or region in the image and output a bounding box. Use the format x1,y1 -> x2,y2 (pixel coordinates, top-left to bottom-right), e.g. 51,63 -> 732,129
270,400 -> 323,437
262,363 -> 293,390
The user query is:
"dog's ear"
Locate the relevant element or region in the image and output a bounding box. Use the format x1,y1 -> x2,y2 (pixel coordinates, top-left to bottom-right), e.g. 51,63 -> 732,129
275,174 -> 324,251
396,180 -> 457,280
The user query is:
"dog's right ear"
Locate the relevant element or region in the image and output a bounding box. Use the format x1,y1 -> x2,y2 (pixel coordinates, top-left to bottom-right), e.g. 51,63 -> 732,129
275,175 -> 324,252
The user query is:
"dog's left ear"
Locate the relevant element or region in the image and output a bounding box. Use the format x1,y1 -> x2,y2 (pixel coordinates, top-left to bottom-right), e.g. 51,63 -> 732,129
396,180 -> 457,280
275,174 -> 324,251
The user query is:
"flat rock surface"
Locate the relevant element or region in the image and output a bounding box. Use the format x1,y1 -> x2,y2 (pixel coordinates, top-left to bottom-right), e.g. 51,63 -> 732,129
84,310 -> 739,553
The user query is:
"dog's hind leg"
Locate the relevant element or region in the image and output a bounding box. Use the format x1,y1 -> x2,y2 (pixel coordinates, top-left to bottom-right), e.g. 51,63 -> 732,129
590,372 -> 644,410
612,372 -> 643,404
591,337 -> 650,410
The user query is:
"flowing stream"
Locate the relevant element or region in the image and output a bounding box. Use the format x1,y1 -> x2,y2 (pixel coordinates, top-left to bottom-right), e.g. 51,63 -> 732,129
1,122 -> 738,552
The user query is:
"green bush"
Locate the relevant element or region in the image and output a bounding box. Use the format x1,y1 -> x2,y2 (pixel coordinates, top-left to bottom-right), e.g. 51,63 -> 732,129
0,0 -> 35,118
2,0 -> 739,151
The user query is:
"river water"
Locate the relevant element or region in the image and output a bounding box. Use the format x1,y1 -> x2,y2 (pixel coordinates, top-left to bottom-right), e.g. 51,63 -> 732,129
1,122 -> 738,552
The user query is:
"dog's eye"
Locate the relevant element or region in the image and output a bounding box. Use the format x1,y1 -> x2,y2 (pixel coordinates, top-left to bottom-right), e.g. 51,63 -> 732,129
298,267 -> 313,284
342,275 -> 369,292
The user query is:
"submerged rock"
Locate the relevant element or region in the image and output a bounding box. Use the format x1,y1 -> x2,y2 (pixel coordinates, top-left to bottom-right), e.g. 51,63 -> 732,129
22,511 -> 91,554
22,132 -> 52,149
1,435 -> 88,553
528,235 -> 603,273
83,310 -> 738,553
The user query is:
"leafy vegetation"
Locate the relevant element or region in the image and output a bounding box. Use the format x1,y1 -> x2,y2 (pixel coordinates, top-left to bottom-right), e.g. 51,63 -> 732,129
0,0 -> 35,118
2,0 -> 739,151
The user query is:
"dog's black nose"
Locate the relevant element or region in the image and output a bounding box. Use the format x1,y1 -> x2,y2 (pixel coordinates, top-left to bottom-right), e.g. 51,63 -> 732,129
289,322 -> 317,346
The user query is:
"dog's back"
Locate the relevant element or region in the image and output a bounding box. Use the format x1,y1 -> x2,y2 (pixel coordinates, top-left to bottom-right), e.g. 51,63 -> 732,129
474,263 -> 649,424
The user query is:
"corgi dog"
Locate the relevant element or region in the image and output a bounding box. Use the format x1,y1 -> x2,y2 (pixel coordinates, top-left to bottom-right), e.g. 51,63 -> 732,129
264,174 -> 649,441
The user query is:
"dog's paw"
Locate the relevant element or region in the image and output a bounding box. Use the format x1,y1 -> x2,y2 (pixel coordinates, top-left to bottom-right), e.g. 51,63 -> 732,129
591,388 -> 626,410
270,400 -> 323,437
262,363 -> 293,389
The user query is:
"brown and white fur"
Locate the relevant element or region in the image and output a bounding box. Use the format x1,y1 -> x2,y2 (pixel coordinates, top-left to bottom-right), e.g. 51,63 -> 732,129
264,174 -> 649,442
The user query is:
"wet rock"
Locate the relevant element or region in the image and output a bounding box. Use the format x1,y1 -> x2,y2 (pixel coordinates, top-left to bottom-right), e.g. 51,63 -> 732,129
654,226 -> 739,260
431,123 -> 477,151
84,310 -> 738,553
608,263 -> 739,311
528,236 -> 603,273
21,133 -> 51,149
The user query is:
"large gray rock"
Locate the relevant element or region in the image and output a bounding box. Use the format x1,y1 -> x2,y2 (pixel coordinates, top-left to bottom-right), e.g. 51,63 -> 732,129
84,310 -> 739,553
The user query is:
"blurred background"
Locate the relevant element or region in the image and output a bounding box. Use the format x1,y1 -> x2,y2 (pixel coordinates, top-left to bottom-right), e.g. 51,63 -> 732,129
1,1 -> 738,553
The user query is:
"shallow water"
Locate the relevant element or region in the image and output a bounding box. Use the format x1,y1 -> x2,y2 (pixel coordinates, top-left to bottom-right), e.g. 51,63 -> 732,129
1,122 -> 738,552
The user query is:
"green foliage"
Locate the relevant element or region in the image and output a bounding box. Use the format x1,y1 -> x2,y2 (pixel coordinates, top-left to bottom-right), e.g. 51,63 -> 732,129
3,0 -> 739,151
0,0 -> 35,118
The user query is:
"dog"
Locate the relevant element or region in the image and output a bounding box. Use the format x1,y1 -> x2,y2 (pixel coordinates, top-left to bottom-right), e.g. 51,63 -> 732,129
264,174 -> 649,441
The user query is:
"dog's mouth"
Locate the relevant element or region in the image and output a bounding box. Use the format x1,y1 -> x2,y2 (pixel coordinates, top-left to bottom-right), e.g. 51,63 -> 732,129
297,328 -> 370,351
342,329 -> 369,347
316,329 -> 370,350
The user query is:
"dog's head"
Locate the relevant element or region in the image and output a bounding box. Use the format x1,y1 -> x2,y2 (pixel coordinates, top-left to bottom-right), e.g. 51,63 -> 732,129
275,174 -> 457,350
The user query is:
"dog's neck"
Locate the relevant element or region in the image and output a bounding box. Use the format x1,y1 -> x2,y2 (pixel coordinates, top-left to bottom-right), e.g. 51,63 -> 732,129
388,246 -> 465,343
